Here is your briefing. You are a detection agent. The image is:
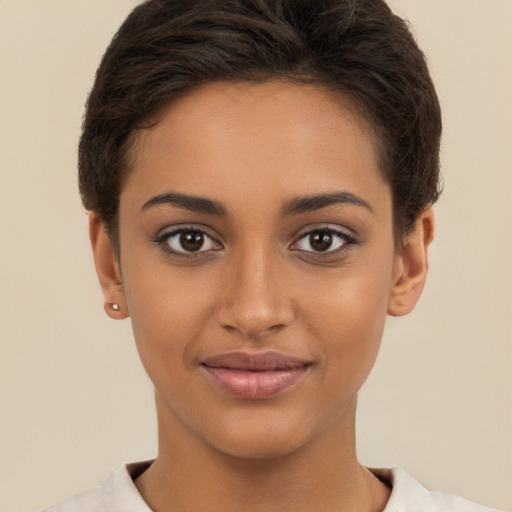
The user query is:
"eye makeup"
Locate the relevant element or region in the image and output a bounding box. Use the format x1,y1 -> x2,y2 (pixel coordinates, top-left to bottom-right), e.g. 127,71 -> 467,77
290,225 -> 360,261
153,225 -> 223,260
152,223 -> 361,263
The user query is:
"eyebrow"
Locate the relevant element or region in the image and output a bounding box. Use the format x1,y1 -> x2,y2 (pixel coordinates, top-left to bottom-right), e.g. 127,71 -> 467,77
281,191 -> 373,216
141,192 -> 228,216
141,190 -> 373,217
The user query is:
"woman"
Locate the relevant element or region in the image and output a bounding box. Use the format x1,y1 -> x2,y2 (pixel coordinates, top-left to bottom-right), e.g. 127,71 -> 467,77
41,0 -> 502,510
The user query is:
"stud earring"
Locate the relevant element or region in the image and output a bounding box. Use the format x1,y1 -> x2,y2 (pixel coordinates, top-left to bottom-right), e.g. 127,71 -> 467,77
110,303 -> 121,312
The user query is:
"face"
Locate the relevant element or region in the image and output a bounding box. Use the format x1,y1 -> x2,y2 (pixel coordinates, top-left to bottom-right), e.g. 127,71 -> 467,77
92,81 -> 431,460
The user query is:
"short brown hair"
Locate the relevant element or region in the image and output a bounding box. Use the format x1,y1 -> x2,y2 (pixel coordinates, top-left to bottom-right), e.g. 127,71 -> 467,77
79,0 -> 442,240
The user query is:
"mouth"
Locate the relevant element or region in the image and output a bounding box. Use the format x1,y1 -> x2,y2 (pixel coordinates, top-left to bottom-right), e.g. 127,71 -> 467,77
201,351 -> 312,400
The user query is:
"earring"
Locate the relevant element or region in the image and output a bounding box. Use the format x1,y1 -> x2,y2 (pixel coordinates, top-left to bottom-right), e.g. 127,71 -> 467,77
110,303 -> 121,312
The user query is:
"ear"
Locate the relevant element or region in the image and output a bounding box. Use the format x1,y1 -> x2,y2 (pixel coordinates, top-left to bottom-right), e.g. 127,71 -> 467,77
89,212 -> 129,319
388,208 -> 434,317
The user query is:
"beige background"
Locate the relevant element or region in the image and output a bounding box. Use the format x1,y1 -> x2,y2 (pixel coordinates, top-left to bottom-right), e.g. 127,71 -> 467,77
0,0 -> 511,511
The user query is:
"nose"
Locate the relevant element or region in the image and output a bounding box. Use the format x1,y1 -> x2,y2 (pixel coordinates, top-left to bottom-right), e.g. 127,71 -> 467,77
216,246 -> 295,340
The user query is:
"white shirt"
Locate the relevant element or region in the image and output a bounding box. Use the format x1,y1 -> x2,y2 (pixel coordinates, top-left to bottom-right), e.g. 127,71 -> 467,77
40,461 -> 501,512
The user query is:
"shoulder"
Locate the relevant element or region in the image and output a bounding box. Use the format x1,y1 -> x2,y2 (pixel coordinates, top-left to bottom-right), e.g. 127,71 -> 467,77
39,489 -> 101,512
39,461 -> 153,512
371,467 -> 502,512
39,485 -> 103,512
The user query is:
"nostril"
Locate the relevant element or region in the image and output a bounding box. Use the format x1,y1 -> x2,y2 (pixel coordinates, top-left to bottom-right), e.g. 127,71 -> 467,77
220,321 -> 289,341
215,278 -> 296,339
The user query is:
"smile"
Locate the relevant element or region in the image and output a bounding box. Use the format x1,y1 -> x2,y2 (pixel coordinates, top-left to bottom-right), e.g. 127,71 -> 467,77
201,351 -> 311,400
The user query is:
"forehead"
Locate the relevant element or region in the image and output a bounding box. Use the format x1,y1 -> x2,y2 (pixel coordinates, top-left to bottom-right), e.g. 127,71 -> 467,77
122,80 -> 389,216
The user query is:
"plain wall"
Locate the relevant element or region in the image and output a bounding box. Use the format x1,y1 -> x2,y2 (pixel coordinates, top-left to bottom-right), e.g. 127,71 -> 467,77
0,1 -> 510,510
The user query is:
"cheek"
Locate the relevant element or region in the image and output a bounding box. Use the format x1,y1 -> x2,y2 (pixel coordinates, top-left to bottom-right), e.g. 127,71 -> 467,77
303,263 -> 393,390
122,256 -> 217,378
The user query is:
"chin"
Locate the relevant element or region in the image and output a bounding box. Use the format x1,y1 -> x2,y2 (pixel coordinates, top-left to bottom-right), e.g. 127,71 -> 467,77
209,430 -> 309,461
198,408 -> 324,461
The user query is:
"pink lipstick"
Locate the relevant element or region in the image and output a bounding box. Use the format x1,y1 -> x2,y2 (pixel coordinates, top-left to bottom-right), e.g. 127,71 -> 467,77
201,351 -> 311,400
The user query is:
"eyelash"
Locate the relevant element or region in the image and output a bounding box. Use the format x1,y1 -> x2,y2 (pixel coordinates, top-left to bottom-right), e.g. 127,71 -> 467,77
290,227 -> 358,260
154,227 -> 222,260
154,226 -> 358,260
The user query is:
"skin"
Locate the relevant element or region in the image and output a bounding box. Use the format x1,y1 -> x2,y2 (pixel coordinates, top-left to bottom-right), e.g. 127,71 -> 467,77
90,81 -> 433,512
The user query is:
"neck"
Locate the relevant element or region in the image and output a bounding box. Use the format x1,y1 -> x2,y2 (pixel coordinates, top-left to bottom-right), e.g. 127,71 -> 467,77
135,394 -> 390,512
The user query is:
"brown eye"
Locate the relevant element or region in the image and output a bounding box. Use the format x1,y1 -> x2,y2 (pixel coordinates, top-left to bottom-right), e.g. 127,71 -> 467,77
293,228 -> 356,255
159,228 -> 220,255
309,231 -> 333,252
180,231 -> 205,252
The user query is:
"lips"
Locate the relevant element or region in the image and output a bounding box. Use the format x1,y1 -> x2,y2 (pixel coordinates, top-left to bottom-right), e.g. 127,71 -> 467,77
201,351 -> 311,400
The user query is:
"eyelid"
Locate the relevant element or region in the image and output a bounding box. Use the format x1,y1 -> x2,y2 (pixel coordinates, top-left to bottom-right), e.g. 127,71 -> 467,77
156,224 -> 217,240
153,223 -> 358,259
290,225 -> 359,256
154,225 -> 223,256
292,224 -> 356,241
